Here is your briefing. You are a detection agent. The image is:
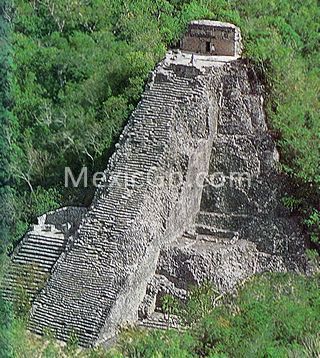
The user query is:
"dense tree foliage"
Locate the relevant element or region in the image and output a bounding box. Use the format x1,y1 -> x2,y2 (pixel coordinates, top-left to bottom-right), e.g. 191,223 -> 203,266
0,0 -> 13,255
0,1 -> 15,355
4,273 -> 320,357
115,273 -> 320,357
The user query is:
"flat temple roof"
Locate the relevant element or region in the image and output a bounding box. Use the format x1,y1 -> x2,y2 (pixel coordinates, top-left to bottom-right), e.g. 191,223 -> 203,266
189,20 -> 238,29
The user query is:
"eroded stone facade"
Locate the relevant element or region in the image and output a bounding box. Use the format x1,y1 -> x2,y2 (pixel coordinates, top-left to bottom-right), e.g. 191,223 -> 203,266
2,207 -> 87,304
181,20 -> 242,57
137,61 -> 306,327
2,25 -> 306,347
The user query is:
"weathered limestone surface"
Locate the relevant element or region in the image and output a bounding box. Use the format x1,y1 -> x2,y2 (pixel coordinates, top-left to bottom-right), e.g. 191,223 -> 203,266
2,207 -> 87,302
28,54 -> 224,346
198,61 -> 305,267
181,20 -> 242,57
3,50 -> 306,345
143,60 -> 306,314
38,206 -> 87,234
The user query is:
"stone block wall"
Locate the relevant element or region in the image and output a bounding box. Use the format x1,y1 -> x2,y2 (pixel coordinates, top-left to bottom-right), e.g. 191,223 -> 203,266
181,20 -> 242,57
145,61 -> 306,313
27,57 -> 225,346
199,61 -> 305,269
1,207 -> 87,304
3,49 -> 307,346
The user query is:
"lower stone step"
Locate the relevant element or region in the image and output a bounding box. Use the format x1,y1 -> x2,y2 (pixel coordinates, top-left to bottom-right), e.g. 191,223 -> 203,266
137,312 -> 183,331
195,224 -> 237,239
196,211 -> 252,232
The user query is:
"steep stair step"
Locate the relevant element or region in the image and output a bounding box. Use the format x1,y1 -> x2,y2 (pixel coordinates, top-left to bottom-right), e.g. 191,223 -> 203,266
138,312 -> 183,331
196,211 -> 253,232
195,224 -> 237,240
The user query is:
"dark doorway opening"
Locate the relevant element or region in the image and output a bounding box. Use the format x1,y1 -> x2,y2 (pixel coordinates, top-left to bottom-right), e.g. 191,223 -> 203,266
206,41 -> 211,52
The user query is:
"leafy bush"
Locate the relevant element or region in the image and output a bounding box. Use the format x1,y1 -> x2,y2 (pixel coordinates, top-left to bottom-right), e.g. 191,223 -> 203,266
116,326 -> 197,358
113,273 -> 320,357
3,273 -> 319,357
305,209 -> 320,244
175,280 -> 221,326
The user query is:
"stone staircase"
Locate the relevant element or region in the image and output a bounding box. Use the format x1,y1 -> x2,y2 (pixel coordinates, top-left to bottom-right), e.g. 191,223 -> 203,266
27,60 -> 216,347
2,226 -> 67,302
195,224 -> 237,240
197,211 -> 252,231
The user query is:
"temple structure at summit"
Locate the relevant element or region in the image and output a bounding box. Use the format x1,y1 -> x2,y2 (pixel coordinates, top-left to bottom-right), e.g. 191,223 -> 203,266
181,20 -> 242,57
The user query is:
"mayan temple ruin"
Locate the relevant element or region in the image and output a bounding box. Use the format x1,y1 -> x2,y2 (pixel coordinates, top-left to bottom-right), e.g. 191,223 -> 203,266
2,21 -> 307,347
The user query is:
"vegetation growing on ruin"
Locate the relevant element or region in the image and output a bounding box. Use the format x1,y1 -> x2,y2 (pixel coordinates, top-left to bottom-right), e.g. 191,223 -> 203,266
4,273 -> 320,357
0,0 -> 319,355
113,273 -> 320,357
